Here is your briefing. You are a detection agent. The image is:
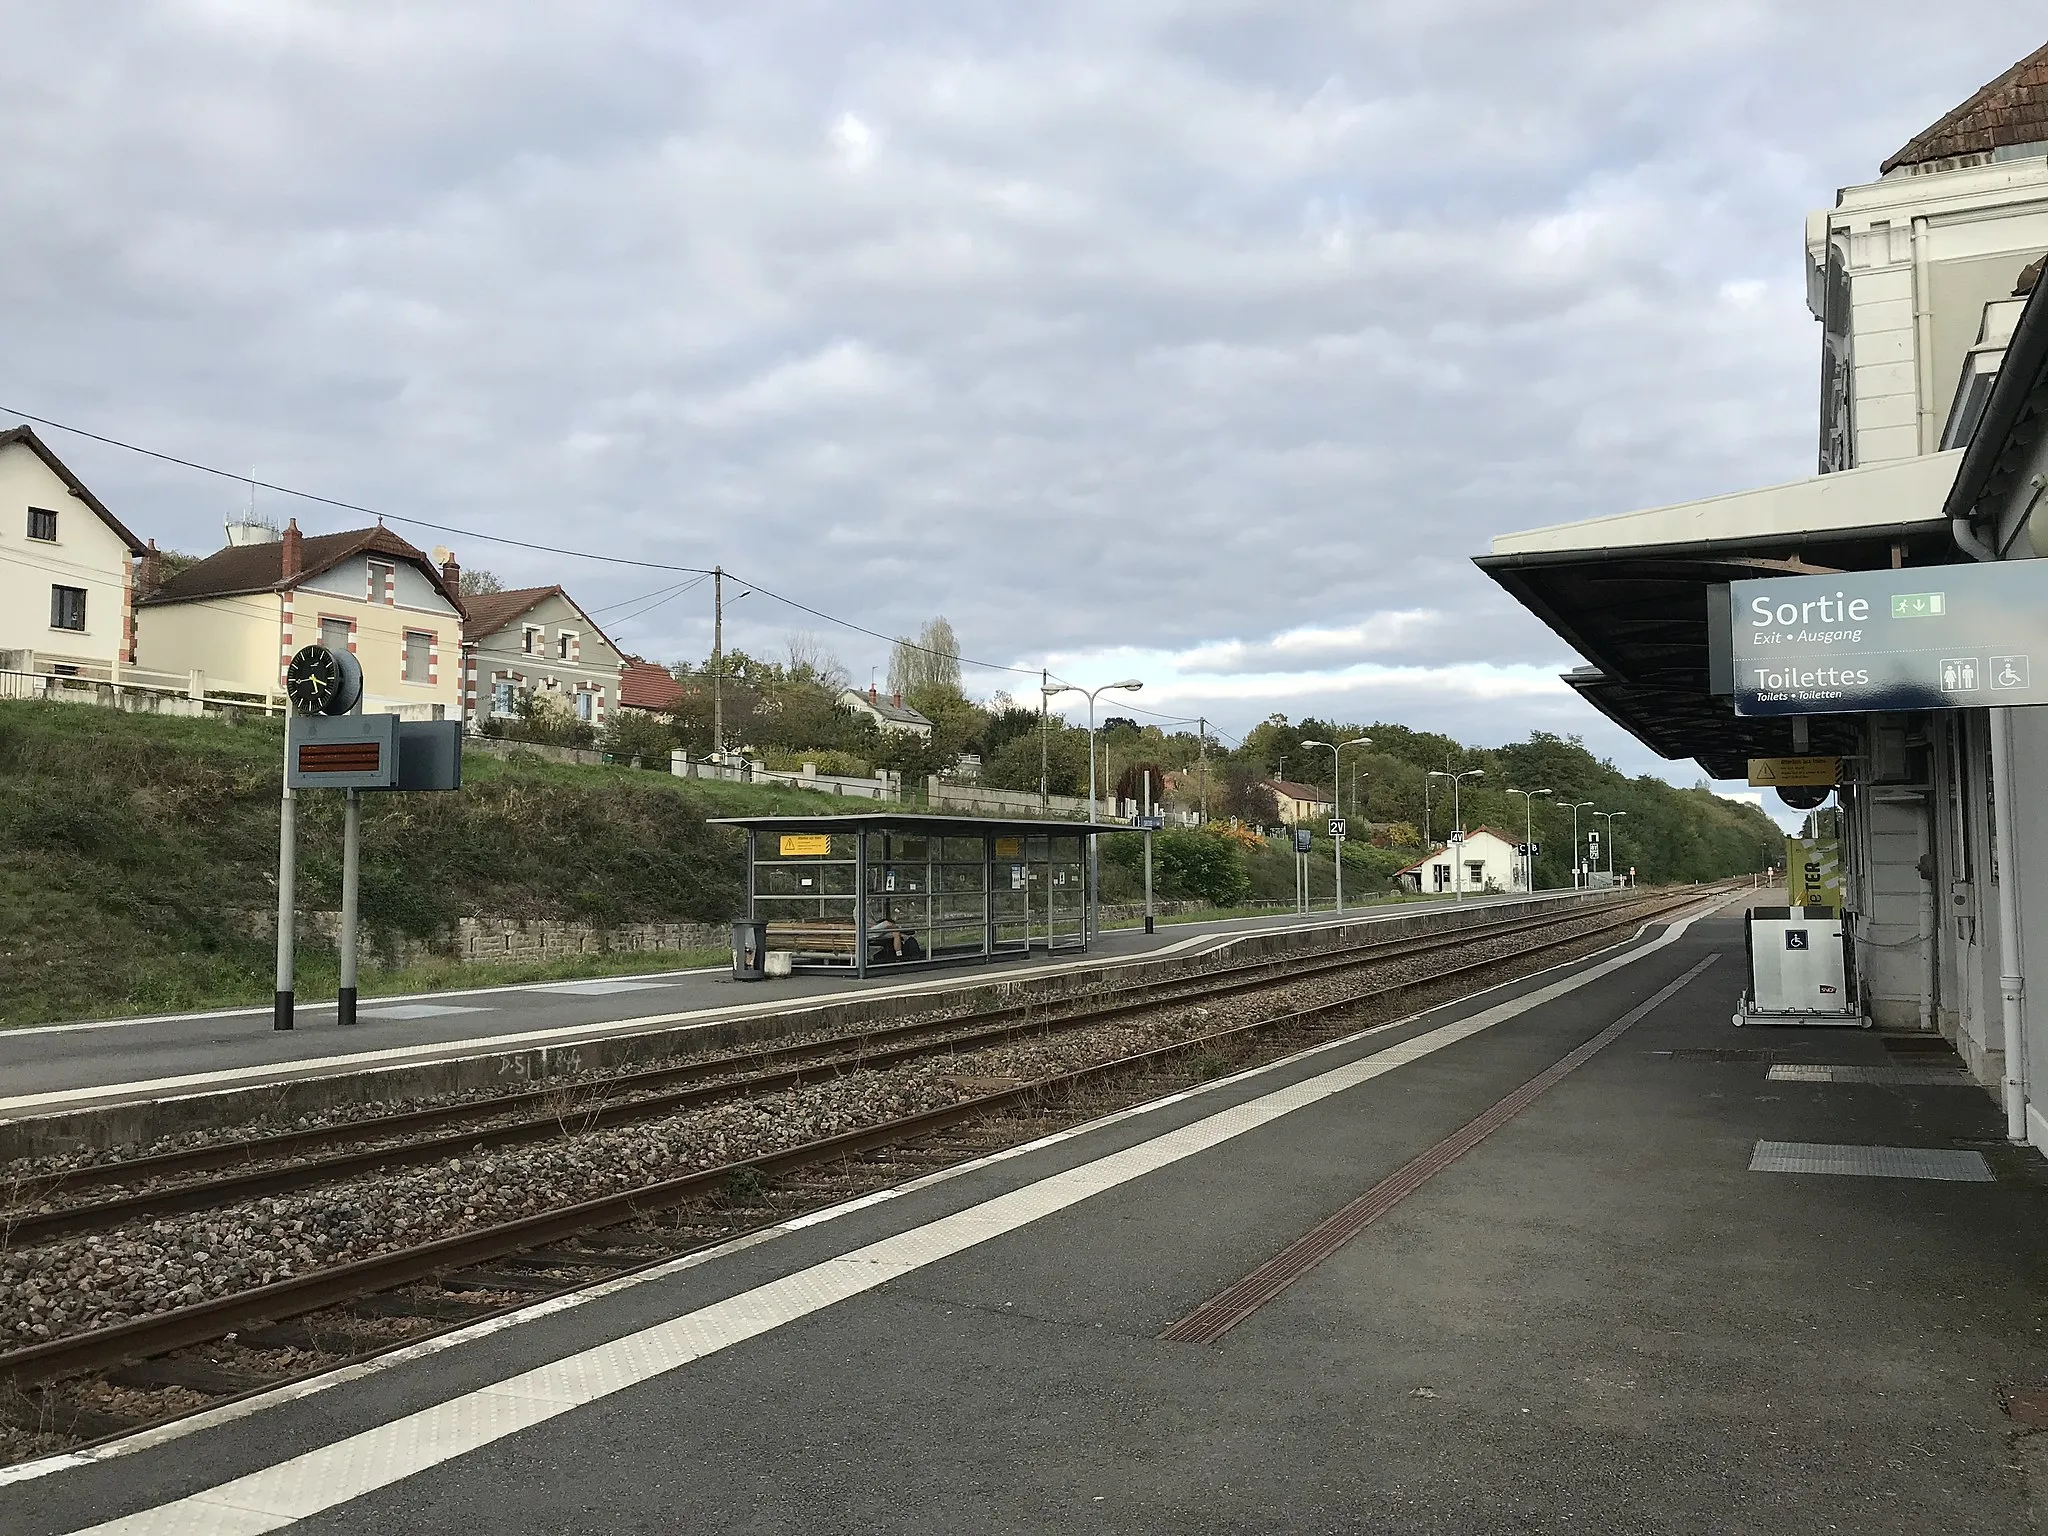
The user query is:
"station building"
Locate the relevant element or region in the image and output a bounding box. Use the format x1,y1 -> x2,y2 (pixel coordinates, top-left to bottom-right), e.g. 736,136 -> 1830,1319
1482,40 -> 2048,1145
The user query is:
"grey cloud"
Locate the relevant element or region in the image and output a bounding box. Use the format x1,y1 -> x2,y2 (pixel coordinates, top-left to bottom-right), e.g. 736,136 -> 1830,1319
4,2 -> 2045,781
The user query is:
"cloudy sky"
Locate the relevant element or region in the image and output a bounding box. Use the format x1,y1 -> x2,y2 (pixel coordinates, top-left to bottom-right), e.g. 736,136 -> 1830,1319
6,3 -> 2044,802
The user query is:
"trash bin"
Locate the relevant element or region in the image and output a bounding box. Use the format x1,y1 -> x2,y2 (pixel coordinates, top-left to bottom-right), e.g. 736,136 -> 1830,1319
731,917 -> 768,981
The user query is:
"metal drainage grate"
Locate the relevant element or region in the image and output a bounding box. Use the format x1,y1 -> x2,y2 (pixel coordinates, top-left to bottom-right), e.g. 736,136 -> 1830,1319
1749,1141 -> 1994,1182
1766,1064 -> 1973,1086
1660,1048 -> 1774,1062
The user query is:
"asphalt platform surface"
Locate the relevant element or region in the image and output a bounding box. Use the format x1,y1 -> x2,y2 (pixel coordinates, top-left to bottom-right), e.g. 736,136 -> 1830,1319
13,900 -> 2048,1534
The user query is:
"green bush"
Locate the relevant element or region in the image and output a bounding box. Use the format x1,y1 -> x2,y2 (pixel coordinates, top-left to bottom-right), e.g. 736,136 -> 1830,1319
1157,829 -> 1251,906
602,709 -> 675,767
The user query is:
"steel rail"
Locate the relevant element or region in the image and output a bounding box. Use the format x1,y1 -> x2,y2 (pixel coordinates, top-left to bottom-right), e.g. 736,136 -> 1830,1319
8,892 -> 1664,1236
0,886 -> 1725,1389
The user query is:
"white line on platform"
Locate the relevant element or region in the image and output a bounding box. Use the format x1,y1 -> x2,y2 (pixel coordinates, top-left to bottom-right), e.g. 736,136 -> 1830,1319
44,908 -> 1718,1534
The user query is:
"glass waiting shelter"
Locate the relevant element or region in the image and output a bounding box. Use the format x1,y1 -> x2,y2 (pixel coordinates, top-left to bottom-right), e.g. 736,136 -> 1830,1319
712,814 -> 1111,975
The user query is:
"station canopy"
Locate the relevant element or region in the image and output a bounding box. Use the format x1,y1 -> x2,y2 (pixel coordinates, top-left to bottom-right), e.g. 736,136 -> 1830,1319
1476,451 -> 1965,779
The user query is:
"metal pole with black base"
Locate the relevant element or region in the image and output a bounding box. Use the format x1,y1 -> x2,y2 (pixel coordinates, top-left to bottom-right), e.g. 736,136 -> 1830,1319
338,787 -> 362,1026
1142,770 -> 1155,935
274,725 -> 296,1031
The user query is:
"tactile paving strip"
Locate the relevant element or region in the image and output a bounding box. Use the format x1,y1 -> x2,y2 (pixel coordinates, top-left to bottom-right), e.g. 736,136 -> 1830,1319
1767,1063 -> 1973,1086
1749,1140 -> 1993,1181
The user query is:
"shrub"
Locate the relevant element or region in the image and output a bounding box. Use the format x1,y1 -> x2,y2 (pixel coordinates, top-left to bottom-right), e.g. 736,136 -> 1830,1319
1157,829 -> 1251,906
603,709 -> 675,767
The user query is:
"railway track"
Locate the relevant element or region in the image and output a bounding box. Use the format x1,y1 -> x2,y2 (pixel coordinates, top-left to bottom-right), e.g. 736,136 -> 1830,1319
0,883 -> 1733,1461
5,890 -> 1654,1241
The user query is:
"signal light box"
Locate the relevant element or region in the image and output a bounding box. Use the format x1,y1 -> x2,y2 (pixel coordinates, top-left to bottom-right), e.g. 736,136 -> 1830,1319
287,714 -> 399,790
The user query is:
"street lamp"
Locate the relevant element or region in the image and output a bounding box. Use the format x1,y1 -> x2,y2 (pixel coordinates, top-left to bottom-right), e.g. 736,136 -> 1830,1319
1300,737 -> 1371,915
1043,678 -> 1142,938
1560,801 -> 1595,887
1426,768 -> 1484,902
1506,788 -> 1552,893
1593,810 -> 1628,885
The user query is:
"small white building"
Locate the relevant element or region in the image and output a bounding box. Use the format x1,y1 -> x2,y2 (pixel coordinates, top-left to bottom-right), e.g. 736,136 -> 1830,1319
838,686 -> 933,739
0,425 -> 147,680
1396,826 -> 1523,896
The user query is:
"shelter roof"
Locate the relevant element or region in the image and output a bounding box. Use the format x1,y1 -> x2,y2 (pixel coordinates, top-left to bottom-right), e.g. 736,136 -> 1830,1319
1882,41 -> 2048,173
0,425 -> 146,554
711,813 -> 1119,837
1478,454 -> 1962,780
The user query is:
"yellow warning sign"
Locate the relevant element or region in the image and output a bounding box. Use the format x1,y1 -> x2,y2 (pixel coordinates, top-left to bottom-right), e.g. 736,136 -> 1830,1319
994,837 -> 1022,857
1747,757 -> 1840,787
778,834 -> 832,857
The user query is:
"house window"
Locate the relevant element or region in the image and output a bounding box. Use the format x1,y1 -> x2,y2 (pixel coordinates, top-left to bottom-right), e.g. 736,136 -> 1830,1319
319,617 -> 352,653
492,680 -> 516,716
404,630 -> 432,683
368,561 -> 395,605
27,508 -> 57,541
50,585 -> 86,631
574,690 -> 594,721
557,632 -> 575,661
522,625 -> 541,656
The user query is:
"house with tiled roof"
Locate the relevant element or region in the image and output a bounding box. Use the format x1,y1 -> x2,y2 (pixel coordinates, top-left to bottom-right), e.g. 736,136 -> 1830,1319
837,685 -> 932,740
135,518 -> 463,718
0,425 -> 148,681
1264,778 -> 1333,827
461,585 -> 625,730
617,657 -> 688,714
1881,41 -> 2048,176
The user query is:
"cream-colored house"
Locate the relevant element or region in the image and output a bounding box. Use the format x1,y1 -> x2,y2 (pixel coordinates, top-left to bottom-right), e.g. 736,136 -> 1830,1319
137,520 -> 464,718
1266,778 -> 1334,827
0,425 -> 147,679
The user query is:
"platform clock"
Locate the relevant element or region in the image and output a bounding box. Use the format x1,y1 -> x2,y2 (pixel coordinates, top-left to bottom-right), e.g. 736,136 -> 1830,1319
284,644 -> 364,717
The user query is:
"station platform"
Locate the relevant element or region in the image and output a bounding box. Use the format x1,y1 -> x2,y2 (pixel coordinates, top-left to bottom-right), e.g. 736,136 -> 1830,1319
13,898 -> 2047,1534
0,889 -> 1588,1129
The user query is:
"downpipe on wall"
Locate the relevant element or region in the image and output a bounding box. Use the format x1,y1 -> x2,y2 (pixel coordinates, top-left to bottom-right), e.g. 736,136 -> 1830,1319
1957,516 -> 2029,1143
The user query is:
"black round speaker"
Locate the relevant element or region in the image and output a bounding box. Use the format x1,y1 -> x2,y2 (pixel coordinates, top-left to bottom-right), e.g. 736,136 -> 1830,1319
284,644 -> 364,716
1776,783 -> 1832,811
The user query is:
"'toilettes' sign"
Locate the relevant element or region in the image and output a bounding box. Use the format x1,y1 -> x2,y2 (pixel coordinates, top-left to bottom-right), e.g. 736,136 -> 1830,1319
1720,563 -> 2048,717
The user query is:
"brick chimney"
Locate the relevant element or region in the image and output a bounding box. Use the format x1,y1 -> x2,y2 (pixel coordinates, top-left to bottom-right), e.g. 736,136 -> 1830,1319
137,538 -> 163,599
280,518 -> 303,583
869,684 -> 878,704
892,691 -> 902,708
440,549 -> 461,592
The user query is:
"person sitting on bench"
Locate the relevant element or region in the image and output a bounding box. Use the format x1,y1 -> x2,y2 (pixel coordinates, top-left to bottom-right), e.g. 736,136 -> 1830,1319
868,914 -> 925,964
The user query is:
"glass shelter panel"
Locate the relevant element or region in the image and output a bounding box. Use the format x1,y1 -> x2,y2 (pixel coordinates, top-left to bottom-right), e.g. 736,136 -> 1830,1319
865,829 -> 991,966
751,829 -> 862,968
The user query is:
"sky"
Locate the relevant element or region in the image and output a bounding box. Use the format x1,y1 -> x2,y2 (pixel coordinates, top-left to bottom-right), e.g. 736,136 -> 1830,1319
5,3 -> 2045,825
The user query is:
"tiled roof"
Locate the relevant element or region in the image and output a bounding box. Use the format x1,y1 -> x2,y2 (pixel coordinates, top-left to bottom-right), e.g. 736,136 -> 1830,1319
840,689 -> 933,727
461,586 -> 557,640
1882,41 -> 2048,173
0,425 -> 146,554
143,524 -> 460,610
619,660 -> 687,711
1265,779 -> 1330,802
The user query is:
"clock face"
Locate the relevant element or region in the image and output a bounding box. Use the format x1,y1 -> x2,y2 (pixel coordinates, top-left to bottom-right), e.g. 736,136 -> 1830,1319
285,644 -> 361,715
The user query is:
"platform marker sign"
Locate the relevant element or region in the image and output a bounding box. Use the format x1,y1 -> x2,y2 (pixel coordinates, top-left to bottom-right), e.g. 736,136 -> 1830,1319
1718,562 -> 2048,715
1328,817 -> 1347,840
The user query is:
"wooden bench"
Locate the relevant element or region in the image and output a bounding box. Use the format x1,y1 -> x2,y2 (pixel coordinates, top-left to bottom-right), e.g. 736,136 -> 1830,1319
764,921 -> 860,957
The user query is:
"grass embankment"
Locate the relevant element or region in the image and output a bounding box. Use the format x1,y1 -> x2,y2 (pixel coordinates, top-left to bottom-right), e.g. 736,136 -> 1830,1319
0,703 -> 876,1027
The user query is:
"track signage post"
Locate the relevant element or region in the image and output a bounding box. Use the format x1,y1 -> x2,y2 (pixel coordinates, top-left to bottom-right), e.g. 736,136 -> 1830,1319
276,644 -> 463,1032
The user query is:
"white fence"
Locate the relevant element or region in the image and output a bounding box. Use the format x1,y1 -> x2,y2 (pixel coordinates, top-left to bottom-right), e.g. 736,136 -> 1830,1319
0,667 -> 284,718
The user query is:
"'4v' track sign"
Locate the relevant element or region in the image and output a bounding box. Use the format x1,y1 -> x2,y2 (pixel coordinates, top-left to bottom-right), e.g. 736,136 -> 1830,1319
1723,562 -> 2048,716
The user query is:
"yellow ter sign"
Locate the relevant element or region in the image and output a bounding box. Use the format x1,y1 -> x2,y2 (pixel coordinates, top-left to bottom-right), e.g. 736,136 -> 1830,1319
1747,757 -> 1840,788
778,834 -> 833,856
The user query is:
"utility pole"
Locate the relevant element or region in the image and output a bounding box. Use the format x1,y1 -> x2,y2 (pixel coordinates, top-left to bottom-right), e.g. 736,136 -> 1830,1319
712,565 -> 724,767
1197,715 -> 1208,824
1040,666 -> 1049,810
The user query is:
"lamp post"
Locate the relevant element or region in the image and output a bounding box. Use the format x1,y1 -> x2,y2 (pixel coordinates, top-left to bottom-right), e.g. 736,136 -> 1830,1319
1301,737 -> 1371,915
1594,810 -> 1627,885
1043,678 -> 1142,939
1427,768 -> 1484,901
1505,788 -> 1551,893
1560,801 -> 1595,887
